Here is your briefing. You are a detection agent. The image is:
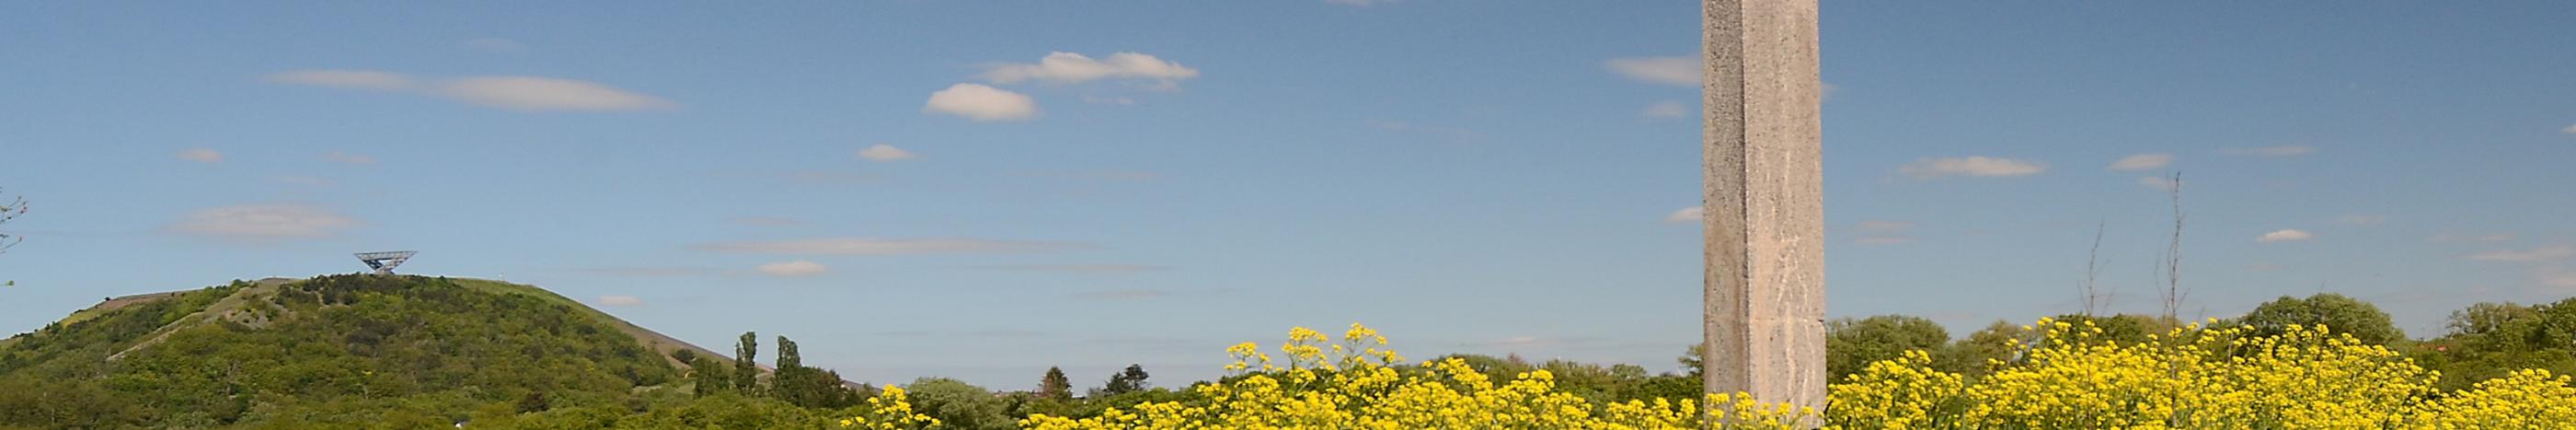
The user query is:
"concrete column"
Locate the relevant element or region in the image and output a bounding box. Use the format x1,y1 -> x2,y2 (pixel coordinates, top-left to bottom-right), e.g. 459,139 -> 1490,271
1702,0 -> 1825,419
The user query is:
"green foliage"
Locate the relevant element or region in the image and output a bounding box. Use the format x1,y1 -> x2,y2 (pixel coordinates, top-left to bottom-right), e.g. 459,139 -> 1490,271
2418,298 -> 2576,390
1825,315 -> 1950,383
1095,364 -> 1151,396
906,378 -> 1017,430
2234,293 -> 2407,346
0,275 -> 677,428
735,331 -> 761,394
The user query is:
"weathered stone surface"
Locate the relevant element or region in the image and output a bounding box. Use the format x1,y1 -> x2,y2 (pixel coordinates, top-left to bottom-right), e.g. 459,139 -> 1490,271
1702,0 -> 1825,418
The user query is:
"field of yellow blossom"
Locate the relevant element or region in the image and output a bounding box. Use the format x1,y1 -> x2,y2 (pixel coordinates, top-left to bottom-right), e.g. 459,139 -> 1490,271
840,320 -> 2576,429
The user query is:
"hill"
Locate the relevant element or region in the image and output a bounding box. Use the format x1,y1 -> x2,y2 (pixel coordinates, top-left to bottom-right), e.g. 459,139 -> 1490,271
0,274 -> 740,428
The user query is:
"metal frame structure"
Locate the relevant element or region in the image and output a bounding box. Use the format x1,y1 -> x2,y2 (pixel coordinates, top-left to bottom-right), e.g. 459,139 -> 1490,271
353,251 -> 417,275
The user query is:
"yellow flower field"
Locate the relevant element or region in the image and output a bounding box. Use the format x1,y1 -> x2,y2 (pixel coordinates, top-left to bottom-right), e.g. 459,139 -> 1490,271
842,320 -> 2576,429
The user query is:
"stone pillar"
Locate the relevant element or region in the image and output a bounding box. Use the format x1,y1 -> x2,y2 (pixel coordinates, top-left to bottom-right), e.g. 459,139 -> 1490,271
1702,0 -> 1825,419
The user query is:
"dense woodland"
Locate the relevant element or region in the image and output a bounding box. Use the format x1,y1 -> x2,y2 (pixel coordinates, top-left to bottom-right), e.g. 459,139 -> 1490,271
1,274 -> 2572,428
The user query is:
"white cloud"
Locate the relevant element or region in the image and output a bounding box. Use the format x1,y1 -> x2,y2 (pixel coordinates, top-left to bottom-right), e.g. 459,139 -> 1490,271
1896,157 -> 2046,179
176,148 -> 224,163
2221,145 -> 2317,157
597,295 -> 645,307
924,83 -> 1038,122
323,151 -> 375,164
755,260 -> 830,277
2466,245 -> 2573,262
2562,123 -> 2576,135
1641,100 -> 1690,118
1664,206 -> 1703,224
1325,0 -> 1390,6
2108,153 -> 2173,171
464,38 -> 528,54
1855,220 -> 1915,232
168,203 -> 357,239
438,76 -> 676,111
2139,176 -> 2181,191
2335,215 -> 2388,226
1605,56 -> 1697,87
2257,229 -> 2314,243
694,238 -> 1090,254
981,52 -> 1199,87
264,69 -> 417,91
857,144 -> 917,162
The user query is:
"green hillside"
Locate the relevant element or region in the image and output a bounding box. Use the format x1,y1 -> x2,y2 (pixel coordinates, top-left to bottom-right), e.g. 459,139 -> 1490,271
0,274 -> 707,428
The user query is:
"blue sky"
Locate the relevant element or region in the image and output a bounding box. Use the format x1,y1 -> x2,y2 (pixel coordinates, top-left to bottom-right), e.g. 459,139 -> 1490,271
3,1 -> 2572,389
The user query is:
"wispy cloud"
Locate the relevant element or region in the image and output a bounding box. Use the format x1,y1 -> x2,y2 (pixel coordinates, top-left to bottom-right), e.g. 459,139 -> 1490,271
1070,289 -> 1176,300
176,148 -> 224,163
2139,176 -> 2181,191
266,69 -> 674,111
1368,120 -> 1479,143
2107,153 -> 2173,171
1855,220 -> 1915,232
263,69 -> 415,91
2465,245 -> 2572,262
167,203 -> 357,240
597,295 -> 644,307
728,216 -> 801,227
2221,145 -> 2317,157
1896,157 -> 2046,179
924,83 -> 1038,122
857,144 -> 917,162
2540,266 -> 2576,290
2257,229 -> 2314,243
439,76 -> 677,111
694,238 -> 1092,255
1461,335 -> 1613,350
323,151 -> 375,165
981,52 -> 1199,88
572,267 -> 716,277
977,264 -> 1168,274
2562,123 -> 2576,135
1640,100 -> 1690,118
1604,56 -> 1697,87
1855,236 -> 1915,246
2431,234 -> 2515,243
755,260 -> 830,277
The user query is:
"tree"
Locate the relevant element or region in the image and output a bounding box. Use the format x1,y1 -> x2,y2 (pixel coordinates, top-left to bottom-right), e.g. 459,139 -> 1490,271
1824,315 -> 1951,383
774,336 -> 808,405
734,331 -> 760,392
692,356 -> 733,397
2236,293 -> 2405,346
672,349 -> 699,366
1039,366 -> 1072,401
1097,364 -> 1150,396
1936,320 -> 2035,377
906,378 -> 1015,430
0,188 -> 23,256
1,189 -> 22,287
